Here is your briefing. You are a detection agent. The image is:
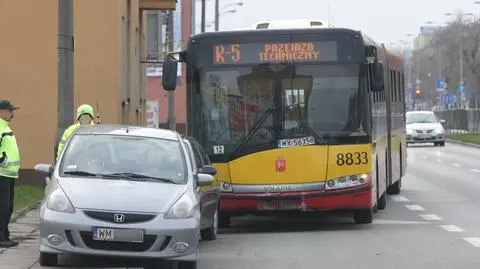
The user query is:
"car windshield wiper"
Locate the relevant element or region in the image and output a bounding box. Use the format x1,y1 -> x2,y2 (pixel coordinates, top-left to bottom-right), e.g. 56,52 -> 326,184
228,107 -> 275,159
102,172 -> 178,184
63,170 -> 100,177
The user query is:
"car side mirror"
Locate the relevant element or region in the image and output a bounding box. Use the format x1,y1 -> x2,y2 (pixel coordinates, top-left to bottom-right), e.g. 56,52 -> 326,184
34,163 -> 53,185
440,119 -> 446,124
197,173 -> 214,187
34,163 -> 53,175
199,165 -> 217,176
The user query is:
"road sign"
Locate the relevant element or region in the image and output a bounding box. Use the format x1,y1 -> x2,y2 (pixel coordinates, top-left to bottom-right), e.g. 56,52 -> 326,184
436,79 -> 444,92
442,95 -> 455,105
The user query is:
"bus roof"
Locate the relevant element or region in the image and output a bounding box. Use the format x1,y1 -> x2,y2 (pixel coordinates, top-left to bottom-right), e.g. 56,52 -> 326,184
191,27 -> 361,39
253,19 -> 330,29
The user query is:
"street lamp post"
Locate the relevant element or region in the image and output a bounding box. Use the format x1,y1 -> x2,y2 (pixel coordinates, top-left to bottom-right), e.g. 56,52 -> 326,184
445,12 -> 474,107
214,2 -> 243,31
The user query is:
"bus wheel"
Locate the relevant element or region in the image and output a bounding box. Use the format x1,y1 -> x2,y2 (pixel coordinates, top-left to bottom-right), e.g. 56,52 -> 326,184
218,214 -> 230,228
353,209 -> 373,224
377,192 -> 387,210
388,179 -> 402,195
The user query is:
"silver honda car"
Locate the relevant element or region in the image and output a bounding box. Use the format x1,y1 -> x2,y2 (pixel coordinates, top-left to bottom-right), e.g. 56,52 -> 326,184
34,125 -> 219,269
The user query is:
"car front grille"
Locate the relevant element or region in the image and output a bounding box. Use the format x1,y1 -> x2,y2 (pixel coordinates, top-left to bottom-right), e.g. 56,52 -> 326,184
83,210 -> 157,224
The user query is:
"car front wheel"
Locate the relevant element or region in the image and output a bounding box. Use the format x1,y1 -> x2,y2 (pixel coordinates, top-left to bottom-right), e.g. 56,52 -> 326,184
178,261 -> 197,269
200,208 -> 218,241
39,252 -> 58,266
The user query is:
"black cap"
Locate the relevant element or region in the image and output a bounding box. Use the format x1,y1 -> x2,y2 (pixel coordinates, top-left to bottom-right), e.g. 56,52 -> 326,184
0,100 -> 19,110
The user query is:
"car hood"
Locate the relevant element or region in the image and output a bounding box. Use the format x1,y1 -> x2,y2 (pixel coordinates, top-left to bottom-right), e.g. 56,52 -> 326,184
406,122 -> 442,130
58,177 -> 188,213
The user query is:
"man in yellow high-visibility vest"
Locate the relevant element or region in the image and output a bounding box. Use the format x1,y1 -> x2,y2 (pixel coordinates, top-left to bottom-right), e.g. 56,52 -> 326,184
0,100 -> 20,248
56,104 -> 95,160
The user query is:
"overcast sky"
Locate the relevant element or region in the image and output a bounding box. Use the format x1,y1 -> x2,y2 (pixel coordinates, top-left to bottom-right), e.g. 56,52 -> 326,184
194,0 -> 479,46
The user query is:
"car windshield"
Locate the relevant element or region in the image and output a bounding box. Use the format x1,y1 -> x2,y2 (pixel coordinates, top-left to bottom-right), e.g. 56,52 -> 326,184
59,134 -> 187,183
406,113 -> 438,124
196,63 -> 367,159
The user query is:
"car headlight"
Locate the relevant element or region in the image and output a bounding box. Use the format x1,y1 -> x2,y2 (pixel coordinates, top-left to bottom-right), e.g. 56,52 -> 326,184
46,188 -> 75,213
435,127 -> 444,133
325,173 -> 371,190
406,129 -> 413,134
164,193 -> 197,219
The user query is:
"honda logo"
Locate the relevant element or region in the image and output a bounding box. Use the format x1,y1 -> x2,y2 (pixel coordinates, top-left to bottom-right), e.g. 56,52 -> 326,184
113,214 -> 125,223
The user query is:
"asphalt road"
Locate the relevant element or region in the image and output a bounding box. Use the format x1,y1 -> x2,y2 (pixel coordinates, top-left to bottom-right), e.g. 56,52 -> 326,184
25,142 -> 480,269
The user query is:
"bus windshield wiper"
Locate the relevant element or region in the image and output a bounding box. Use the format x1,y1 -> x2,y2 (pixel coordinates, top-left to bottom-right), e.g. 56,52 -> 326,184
228,107 -> 275,159
102,172 -> 178,184
297,120 -> 327,144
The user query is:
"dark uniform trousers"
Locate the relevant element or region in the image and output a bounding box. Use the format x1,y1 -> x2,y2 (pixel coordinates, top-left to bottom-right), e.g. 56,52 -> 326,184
0,176 -> 15,241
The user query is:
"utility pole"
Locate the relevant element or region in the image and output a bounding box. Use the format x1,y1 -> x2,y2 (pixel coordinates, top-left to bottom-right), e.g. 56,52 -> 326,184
55,0 -> 74,159
214,0 -> 220,31
201,0 -> 206,32
166,10 -> 176,130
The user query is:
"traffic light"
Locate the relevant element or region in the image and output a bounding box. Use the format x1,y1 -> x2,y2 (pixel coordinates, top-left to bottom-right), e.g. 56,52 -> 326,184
414,89 -> 422,99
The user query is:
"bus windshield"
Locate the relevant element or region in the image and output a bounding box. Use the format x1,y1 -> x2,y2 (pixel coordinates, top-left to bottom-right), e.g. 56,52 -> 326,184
197,63 -> 369,160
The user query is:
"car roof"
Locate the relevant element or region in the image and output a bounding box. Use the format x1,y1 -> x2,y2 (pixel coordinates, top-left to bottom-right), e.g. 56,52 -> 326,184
74,124 -> 181,141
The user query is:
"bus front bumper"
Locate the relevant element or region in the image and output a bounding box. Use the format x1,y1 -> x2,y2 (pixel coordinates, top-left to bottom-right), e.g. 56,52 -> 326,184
218,186 -> 373,213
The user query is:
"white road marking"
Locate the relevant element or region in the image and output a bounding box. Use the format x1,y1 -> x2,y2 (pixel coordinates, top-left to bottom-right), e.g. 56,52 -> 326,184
420,214 -> 442,221
463,237 -> 480,247
374,219 -> 430,225
439,225 -> 464,232
404,205 -> 426,211
470,169 -> 480,173
421,155 -> 427,158
391,196 -> 410,202
436,159 -> 443,162
452,163 -> 462,167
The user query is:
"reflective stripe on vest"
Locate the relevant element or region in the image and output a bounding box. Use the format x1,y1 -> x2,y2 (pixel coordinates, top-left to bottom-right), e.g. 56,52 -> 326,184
0,168 -> 18,177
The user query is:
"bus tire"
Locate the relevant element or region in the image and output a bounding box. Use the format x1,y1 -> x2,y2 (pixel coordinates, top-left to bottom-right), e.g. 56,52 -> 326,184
353,209 -> 373,224
388,179 -> 401,195
375,158 -> 387,210
377,192 -> 387,210
218,213 -> 230,228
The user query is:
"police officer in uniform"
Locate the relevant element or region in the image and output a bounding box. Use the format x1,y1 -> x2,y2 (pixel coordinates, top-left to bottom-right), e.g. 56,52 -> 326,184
0,100 -> 20,248
56,104 -> 95,160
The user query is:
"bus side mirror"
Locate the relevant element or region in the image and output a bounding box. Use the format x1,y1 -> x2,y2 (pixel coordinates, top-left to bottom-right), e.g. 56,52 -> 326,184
370,62 -> 384,92
162,54 -> 179,92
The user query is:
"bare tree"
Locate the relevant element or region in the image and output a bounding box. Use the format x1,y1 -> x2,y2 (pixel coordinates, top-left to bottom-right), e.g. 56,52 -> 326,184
414,13 -> 480,107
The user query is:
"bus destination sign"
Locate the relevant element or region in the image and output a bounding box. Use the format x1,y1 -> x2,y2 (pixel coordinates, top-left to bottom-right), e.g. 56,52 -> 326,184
213,41 -> 338,65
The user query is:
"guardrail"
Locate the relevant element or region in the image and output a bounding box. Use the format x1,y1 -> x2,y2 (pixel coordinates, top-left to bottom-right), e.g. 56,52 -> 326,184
433,109 -> 480,135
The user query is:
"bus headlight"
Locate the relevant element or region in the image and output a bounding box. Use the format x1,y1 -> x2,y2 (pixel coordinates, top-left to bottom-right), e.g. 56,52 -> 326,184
325,174 -> 371,190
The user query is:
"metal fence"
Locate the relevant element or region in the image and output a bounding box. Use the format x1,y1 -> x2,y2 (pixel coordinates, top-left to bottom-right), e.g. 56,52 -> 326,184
433,109 -> 480,134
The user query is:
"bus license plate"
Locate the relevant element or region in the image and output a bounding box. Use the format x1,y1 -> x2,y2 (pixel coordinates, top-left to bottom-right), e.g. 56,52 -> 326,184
277,136 -> 315,148
259,200 -> 300,210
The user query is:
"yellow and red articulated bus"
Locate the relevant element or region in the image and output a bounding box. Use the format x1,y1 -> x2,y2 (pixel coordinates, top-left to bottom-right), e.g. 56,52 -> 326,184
161,25 -> 407,227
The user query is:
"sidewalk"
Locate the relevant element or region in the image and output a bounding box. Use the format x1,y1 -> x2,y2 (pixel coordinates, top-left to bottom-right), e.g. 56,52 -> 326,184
0,208 -> 40,268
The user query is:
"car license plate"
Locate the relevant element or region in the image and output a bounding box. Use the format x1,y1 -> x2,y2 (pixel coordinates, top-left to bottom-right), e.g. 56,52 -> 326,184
277,136 -> 315,148
259,200 -> 300,210
92,227 -> 144,243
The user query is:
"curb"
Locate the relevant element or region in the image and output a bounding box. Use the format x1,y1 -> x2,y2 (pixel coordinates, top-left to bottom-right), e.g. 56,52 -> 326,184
10,200 -> 41,223
445,138 -> 480,149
